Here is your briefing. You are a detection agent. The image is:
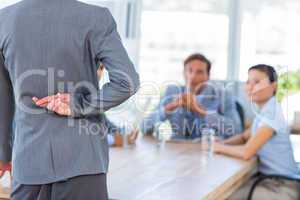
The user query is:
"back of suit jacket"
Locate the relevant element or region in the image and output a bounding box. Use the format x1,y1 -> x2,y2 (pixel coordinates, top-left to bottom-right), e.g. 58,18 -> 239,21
0,0 -> 140,184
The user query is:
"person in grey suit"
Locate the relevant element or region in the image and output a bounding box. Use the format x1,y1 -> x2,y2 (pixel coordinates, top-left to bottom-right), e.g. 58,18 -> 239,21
0,0 -> 140,199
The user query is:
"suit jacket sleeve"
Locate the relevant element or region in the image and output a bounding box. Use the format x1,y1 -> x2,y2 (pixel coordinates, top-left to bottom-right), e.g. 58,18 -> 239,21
0,51 -> 14,162
71,8 -> 140,118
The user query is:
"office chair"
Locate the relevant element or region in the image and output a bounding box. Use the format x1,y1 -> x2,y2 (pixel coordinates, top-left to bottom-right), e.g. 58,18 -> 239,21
247,174 -> 300,200
235,101 -> 246,131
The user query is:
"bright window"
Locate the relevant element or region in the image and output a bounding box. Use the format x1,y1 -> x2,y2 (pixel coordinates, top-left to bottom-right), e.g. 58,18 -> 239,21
239,0 -> 300,80
139,0 -> 230,85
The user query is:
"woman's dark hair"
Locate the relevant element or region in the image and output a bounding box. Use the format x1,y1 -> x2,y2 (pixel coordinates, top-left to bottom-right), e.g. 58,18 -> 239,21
184,53 -> 211,75
248,64 -> 278,83
248,64 -> 278,95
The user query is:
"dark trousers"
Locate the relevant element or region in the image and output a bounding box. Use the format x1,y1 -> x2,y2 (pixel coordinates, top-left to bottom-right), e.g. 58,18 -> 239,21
11,174 -> 108,200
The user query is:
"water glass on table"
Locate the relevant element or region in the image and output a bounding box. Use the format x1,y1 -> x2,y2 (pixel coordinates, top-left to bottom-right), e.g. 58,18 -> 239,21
201,128 -> 215,157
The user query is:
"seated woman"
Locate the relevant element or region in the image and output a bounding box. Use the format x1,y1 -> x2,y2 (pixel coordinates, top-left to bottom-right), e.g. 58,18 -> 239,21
97,63 -> 138,147
207,64 -> 300,199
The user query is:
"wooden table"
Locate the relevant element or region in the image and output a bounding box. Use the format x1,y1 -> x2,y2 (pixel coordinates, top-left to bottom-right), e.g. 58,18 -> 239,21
0,136 -> 257,200
0,186 -> 9,200
108,136 -> 257,200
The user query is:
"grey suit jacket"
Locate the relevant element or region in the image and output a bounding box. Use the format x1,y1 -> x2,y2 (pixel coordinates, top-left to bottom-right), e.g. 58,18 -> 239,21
0,0 -> 140,184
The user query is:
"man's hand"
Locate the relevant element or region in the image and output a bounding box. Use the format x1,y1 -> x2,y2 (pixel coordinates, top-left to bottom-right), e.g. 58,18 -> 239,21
165,101 -> 181,113
164,93 -> 193,113
177,93 -> 207,115
33,93 -> 72,116
33,93 -> 70,106
0,161 -> 11,178
164,93 -> 207,115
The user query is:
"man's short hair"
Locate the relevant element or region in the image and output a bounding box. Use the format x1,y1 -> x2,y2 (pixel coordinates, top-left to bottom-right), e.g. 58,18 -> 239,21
183,53 -> 211,75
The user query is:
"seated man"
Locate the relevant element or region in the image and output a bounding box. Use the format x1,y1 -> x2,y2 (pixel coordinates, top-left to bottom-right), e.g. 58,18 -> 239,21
140,53 -> 242,139
140,53 -> 219,139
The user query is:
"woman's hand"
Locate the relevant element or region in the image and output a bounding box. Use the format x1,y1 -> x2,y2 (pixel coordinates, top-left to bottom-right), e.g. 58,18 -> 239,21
212,141 -> 224,153
201,140 -> 224,153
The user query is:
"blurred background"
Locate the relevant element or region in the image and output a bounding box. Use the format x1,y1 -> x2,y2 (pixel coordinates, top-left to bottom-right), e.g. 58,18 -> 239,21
1,0 -> 300,126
